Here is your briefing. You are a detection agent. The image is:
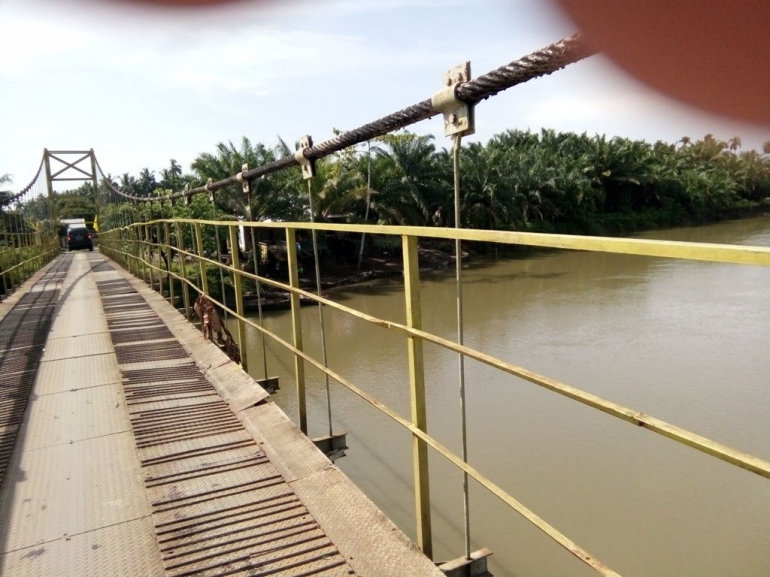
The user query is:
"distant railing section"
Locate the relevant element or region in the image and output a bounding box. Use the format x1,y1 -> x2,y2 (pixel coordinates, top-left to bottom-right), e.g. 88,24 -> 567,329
0,231 -> 59,297
100,218 -> 770,577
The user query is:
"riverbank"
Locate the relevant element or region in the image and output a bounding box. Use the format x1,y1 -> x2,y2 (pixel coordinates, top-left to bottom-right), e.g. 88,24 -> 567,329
228,245 -> 454,310
223,207 -> 770,310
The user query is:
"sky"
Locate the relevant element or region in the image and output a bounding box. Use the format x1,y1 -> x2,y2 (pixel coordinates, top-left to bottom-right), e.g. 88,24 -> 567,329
1,0 -> 768,192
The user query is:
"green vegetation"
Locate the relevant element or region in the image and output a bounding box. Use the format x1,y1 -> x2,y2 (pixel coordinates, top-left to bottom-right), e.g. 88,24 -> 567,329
124,131 -> 770,235
21,130 -> 770,237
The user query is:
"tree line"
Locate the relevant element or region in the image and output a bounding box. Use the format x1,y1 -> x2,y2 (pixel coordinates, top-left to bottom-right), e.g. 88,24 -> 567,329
21,130 -> 770,235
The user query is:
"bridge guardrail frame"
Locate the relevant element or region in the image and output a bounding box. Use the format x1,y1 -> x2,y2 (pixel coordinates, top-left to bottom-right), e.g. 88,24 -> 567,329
100,218 -> 770,577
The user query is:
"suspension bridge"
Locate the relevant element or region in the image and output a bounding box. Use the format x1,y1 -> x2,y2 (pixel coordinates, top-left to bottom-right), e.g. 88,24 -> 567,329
1,34 -> 768,577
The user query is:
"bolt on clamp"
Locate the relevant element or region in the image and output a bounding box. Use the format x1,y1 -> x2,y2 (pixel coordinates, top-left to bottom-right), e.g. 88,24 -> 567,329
294,135 -> 316,180
431,62 -> 475,137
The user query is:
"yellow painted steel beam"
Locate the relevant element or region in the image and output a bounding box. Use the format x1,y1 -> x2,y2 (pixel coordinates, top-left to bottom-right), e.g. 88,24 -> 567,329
171,288 -> 619,577
193,223 -> 209,296
156,222 -> 165,300
132,218 -> 770,268
228,224 -> 248,373
120,227 -> 770,480
286,228 -> 307,434
165,222 -> 175,309
99,218 -> 770,577
402,234 -> 433,559
175,221 -> 192,321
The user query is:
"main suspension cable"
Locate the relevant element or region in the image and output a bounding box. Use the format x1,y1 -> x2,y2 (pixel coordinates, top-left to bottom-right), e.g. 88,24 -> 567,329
94,34 -> 594,204
1,157 -> 45,207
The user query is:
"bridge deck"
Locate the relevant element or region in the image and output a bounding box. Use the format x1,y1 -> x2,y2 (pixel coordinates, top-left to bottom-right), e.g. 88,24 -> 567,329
0,253 -> 442,577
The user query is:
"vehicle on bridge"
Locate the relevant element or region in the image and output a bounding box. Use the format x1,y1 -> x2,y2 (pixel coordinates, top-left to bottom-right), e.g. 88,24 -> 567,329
66,225 -> 94,251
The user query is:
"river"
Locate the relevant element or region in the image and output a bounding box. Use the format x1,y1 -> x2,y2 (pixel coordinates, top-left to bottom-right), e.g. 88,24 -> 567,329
230,216 -> 770,577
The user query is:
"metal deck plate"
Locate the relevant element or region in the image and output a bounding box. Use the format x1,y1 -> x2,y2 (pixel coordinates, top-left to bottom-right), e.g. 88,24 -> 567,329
41,333 -> 115,362
98,254 -> 444,577
0,431 -> 150,552
94,266 -> 360,577
19,384 -> 129,451
34,354 -> 122,396
1,517 -> 163,577
0,256 -> 69,488
3,253 -> 442,577
0,253 -> 165,577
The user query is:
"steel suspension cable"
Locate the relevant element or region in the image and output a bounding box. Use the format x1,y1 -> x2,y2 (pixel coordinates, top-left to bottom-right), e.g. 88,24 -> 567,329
93,34 -> 594,205
1,157 -> 44,207
452,132 -> 471,560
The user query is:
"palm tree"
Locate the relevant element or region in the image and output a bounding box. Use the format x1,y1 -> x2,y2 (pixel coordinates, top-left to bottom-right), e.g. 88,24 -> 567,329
727,136 -> 742,152
191,136 -> 306,222
459,142 -> 512,229
137,168 -> 157,197
160,159 -> 183,190
370,132 -> 448,226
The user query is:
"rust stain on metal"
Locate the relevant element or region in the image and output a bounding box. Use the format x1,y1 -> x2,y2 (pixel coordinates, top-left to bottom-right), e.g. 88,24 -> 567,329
193,294 -> 241,364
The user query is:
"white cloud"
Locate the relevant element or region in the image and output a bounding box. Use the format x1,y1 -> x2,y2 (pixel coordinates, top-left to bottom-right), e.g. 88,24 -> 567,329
1,0 -> 766,185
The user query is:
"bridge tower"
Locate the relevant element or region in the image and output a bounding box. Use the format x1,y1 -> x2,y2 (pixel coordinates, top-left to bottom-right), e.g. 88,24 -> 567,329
43,149 -> 100,231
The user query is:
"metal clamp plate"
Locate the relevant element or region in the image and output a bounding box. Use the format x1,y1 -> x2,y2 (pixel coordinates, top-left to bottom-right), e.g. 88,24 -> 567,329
294,135 -> 316,180
237,163 -> 250,194
431,62 -> 475,137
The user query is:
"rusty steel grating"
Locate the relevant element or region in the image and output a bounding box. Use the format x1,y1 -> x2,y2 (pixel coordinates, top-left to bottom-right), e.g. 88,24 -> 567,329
95,275 -> 357,577
115,341 -> 191,365
111,326 -> 175,344
0,256 -> 71,487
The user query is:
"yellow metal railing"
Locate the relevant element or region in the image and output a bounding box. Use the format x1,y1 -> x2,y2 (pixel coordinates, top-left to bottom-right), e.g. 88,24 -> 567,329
100,218 -> 770,577
0,232 -> 60,297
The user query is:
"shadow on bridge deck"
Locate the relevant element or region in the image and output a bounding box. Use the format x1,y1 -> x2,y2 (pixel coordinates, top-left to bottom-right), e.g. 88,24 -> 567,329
0,252 -> 442,577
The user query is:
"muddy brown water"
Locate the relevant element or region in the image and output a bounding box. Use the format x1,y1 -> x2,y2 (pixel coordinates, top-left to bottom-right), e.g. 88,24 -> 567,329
230,216 -> 770,577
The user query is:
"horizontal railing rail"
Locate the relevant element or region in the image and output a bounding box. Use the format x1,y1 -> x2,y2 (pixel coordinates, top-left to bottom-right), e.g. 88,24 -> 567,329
100,217 -> 770,577
0,234 -> 60,296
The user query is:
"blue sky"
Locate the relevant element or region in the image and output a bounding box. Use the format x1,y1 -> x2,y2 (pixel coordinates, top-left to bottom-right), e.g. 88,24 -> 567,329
2,0 -> 768,192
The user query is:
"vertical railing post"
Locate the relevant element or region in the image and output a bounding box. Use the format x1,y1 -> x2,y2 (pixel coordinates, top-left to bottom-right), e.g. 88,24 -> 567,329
126,227 -> 134,276
156,221 -> 165,298
145,224 -> 154,289
175,221 -> 191,321
402,234 -> 433,559
165,221 -> 175,308
89,149 -> 99,230
194,222 -> 209,296
134,226 -> 141,278
43,149 -> 58,247
286,227 -> 307,434
228,224 -> 248,373
136,226 -> 145,281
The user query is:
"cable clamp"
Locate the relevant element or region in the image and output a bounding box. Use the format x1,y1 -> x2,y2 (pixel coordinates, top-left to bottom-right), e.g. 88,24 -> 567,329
294,135 -> 316,180
431,62 -> 475,137
237,163 -> 250,193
